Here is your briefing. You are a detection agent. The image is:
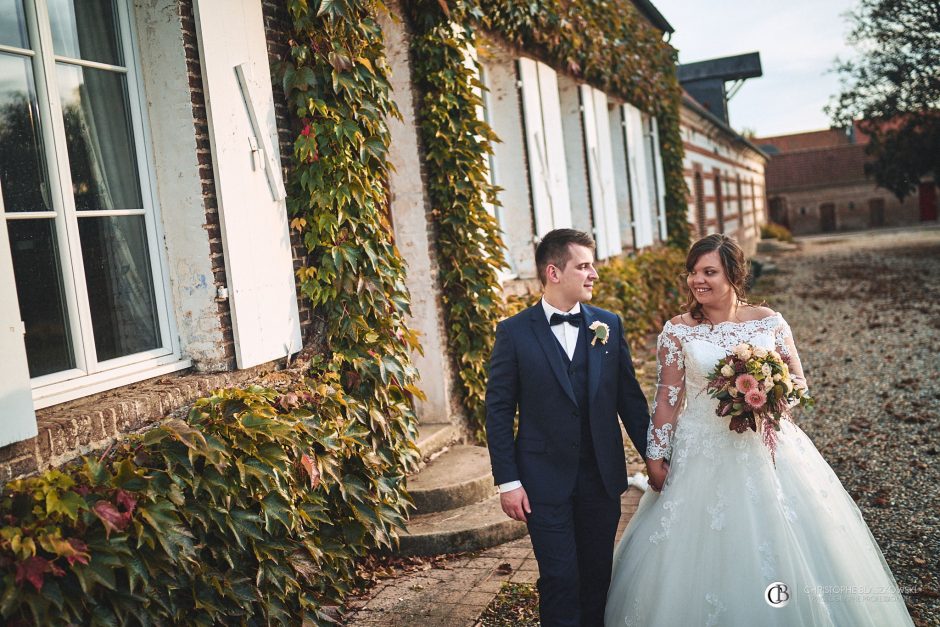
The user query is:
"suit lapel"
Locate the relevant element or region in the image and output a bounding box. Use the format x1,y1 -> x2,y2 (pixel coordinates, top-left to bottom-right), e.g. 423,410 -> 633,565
582,306 -> 603,404
528,305 -> 578,407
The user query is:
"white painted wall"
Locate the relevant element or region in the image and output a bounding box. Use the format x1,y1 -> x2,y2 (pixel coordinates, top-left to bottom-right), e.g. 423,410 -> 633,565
134,0 -> 228,371
379,3 -> 456,424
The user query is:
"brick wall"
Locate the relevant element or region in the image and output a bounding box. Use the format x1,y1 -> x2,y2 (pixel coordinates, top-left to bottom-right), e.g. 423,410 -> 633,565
179,0 -> 237,370
261,0 -> 318,346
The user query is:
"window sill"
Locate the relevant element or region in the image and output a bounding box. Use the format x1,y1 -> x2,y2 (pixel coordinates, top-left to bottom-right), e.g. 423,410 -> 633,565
33,354 -> 192,410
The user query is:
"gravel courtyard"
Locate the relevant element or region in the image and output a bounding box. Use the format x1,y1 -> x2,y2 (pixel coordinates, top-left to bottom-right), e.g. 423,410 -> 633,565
753,228 -> 940,625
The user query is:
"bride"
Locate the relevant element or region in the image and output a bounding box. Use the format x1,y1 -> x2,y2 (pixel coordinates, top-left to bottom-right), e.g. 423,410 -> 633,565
605,234 -> 913,626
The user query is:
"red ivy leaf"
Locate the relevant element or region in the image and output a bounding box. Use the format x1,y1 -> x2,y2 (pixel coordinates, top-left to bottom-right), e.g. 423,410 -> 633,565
93,500 -> 130,538
115,489 -> 137,515
15,556 -> 51,591
300,453 -> 321,489
67,538 -> 90,566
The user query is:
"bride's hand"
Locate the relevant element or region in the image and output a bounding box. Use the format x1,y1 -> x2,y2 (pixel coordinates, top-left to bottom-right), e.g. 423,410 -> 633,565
646,458 -> 670,492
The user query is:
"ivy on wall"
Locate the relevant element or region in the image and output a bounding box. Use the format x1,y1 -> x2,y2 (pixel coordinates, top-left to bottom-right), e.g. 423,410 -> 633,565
406,1 -> 510,442
471,0 -> 691,249
282,0 -> 423,451
405,0 -> 691,438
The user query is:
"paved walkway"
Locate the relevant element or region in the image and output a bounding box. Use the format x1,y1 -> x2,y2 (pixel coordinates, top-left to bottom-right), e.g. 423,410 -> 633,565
345,486 -> 644,626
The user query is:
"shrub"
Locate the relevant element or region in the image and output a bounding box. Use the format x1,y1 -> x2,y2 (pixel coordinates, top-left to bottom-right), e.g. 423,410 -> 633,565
0,380 -> 417,625
502,247 -> 687,353
761,222 -> 794,242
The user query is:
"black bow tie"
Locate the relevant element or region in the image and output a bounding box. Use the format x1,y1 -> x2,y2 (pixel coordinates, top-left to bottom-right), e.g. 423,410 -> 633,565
550,312 -> 582,327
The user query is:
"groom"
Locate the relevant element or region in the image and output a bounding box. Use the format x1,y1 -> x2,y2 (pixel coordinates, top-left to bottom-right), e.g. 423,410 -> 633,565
485,229 -> 651,626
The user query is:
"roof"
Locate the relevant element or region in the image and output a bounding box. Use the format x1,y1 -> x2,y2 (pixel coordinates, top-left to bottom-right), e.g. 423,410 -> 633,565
765,143 -> 870,191
631,0 -> 675,34
681,91 -> 768,158
756,122 -> 871,154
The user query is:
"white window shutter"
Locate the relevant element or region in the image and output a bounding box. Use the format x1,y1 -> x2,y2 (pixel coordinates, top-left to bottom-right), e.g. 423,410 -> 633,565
535,62 -> 572,231
0,215 -> 38,447
581,86 -> 621,259
623,104 -> 654,249
651,117 -> 668,241
518,58 -> 554,237
193,0 -> 302,369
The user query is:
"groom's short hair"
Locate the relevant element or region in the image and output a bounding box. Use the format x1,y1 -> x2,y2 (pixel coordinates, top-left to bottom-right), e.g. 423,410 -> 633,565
535,229 -> 595,285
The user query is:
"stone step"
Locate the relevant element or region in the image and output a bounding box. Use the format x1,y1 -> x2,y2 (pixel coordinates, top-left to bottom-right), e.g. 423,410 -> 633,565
407,445 -> 495,514
414,422 -> 457,460
398,493 -> 528,556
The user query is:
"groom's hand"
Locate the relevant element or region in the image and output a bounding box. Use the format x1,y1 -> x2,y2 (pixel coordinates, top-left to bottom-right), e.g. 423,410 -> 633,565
646,458 -> 670,492
500,486 -> 531,522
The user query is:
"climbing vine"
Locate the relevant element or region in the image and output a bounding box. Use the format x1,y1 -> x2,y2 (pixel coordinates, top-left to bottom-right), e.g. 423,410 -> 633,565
282,0 -> 423,540
405,0 -> 691,438
406,1 -> 510,442
471,0 -> 691,248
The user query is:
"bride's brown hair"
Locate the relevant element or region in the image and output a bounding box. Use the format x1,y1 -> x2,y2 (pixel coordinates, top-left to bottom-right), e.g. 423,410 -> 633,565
684,234 -> 752,324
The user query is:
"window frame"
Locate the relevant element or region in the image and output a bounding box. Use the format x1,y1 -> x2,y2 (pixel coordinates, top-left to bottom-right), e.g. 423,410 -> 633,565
1,0 -> 184,409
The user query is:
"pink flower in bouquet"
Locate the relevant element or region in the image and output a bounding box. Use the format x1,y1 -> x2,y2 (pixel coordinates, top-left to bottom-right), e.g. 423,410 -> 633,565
745,387 -> 767,409
735,374 -> 759,394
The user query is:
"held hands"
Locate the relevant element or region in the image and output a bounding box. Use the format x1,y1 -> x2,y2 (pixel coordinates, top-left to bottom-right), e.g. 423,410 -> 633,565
499,486 -> 531,522
646,458 -> 670,492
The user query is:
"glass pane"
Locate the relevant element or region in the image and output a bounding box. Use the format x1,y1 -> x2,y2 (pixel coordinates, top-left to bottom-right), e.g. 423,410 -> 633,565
8,219 -> 75,377
57,63 -> 142,211
47,0 -> 122,66
78,215 -> 160,361
0,0 -> 27,48
0,53 -> 53,213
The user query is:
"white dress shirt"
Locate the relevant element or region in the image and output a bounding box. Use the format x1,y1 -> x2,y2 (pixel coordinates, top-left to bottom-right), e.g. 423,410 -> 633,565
498,299 -> 582,494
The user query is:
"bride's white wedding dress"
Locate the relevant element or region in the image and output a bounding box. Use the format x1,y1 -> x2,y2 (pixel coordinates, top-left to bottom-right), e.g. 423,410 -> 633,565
605,313 -> 913,626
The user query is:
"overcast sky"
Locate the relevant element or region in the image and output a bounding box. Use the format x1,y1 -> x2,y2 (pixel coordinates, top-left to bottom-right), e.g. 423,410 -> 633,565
654,0 -> 858,138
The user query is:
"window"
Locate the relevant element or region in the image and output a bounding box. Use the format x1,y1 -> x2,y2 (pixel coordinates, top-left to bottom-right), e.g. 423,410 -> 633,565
517,57 -> 571,237
620,103 -> 655,248
579,84 -> 620,259
0,0 -> 176,409
694,171 -> 706,237
475,59 -> 515,278
713,169 -> 724,233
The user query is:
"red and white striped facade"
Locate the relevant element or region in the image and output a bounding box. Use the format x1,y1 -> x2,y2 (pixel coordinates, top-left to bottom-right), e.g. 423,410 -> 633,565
679,96 -> 769,255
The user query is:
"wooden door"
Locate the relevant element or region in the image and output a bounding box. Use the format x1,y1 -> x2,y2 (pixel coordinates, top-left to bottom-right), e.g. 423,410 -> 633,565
919,182 -> 938,221
820,203 -> 836,232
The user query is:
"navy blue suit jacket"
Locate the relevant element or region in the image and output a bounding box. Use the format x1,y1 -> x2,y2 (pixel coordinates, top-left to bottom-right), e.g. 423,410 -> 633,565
484,302 -> 650,504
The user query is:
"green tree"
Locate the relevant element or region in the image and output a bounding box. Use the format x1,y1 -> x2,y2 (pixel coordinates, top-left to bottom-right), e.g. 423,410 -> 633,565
827,0 -> 940,200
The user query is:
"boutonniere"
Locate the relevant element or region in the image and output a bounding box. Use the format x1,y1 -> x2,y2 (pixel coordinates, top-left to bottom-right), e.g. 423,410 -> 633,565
589,321 -> 610,346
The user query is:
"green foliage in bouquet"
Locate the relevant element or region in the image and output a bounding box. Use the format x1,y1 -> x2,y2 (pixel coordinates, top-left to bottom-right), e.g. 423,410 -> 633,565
0,382 -> 417,625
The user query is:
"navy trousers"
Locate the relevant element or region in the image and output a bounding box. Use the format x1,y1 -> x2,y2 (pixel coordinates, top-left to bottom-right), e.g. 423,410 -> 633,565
526,457 -> 621,627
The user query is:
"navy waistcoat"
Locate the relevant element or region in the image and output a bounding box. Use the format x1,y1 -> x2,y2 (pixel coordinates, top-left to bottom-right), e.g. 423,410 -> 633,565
556,319 -> 595,464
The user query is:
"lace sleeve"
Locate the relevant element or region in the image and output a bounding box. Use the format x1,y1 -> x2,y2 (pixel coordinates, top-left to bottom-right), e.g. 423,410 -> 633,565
647,325 -> 685,460
774,315 -> 807,393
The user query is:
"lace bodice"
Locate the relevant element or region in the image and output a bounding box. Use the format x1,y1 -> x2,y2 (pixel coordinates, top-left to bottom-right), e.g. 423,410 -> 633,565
646,313 -> 806,460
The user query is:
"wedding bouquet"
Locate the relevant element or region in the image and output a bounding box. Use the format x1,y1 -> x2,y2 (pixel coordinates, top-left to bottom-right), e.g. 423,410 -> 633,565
705,342 -> 813,462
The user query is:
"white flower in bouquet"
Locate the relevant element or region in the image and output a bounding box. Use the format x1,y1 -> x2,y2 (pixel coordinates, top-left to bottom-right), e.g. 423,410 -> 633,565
753,346 -> 768,358
773,373 -> 782,381
721,364 -> 734,377
732,343 -> 752,360
763,378 -> 774,390
761,363 -> 772,377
